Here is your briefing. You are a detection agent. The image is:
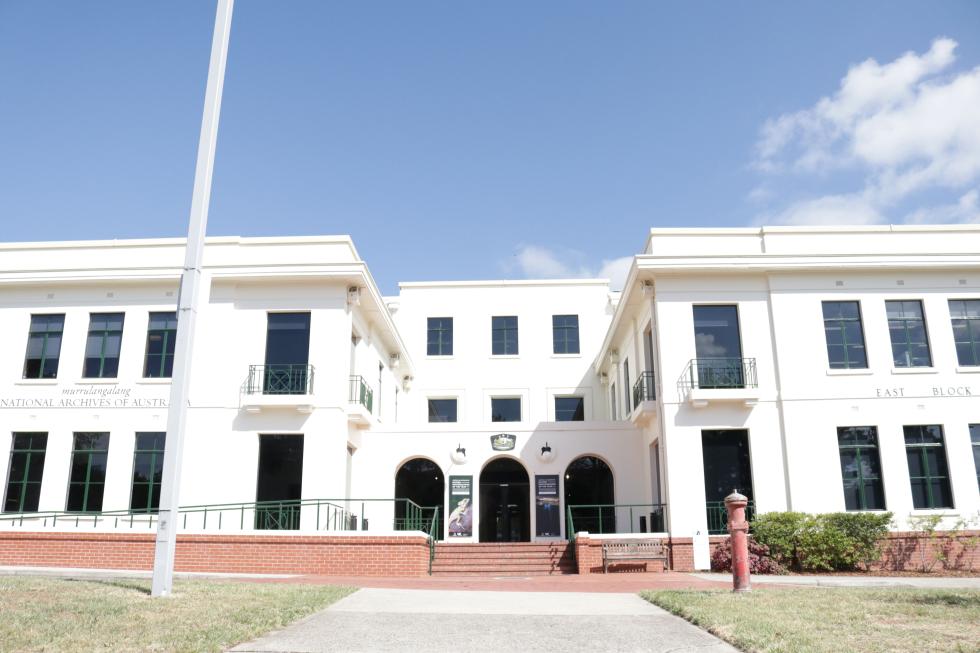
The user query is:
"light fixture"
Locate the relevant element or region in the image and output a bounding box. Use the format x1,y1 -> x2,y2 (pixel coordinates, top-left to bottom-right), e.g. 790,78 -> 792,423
599,372 -> 609,386
389,353 -> 400,369
347,286 -> 361,307
401,375 -> 413,391
538,441 -> 555,463
609,349 -> 619,365
451,444 -> 467,465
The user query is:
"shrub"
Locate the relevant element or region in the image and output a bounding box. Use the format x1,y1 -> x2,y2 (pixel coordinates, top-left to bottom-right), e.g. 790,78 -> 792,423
822,512 -> 892,570
710,538 -> 786,575
751,511 -> 893,572
750,512 -> 808,568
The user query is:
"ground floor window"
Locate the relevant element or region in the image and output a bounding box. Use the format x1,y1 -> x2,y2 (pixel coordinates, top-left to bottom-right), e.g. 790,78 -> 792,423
3,432 -> 47,513
837,426 -> 885,511
131,432 -> 166,513
394,458 -> 444,537
972,424 -> 980,492
255,434 -> 304,530
67,432 -> 110,513
564,455 -> 614,535
904,425 -> 953,510
701,429 -> 753,534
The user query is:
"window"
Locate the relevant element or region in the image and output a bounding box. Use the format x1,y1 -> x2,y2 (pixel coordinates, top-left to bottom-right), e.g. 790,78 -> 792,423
949,300 -> 980,366
263,312 -> 311,394
552,315 -> 580,354
886,301 -> 931,368
83,313 -> 125,378
491,397 -> 521,422
623,359 -> 631,414
255,434 -> 304,530
822,302 -> 867,369
428,399 -> 458,423
837,427 -> 885,510
970,424 -> 979,492
143,312 -> 177,378
610,383 -> 617,420
692,305 -> 745,388
555,396 -> 584,422
904,425 -> 953,509
3,433 -> 47,513
23,315 -> 65,379
427,317 -> 453,356
130,432 -> 166,513
492,316 -> 518,355
66,433 -> 110,513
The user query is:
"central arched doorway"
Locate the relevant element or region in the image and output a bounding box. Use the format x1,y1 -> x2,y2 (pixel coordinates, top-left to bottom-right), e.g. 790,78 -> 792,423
479,458 -> 530,542
394,458 -> 444,539
565,455 -> 615,535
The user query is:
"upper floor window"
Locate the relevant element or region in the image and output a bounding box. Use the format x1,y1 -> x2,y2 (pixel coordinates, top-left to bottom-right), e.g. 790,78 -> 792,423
903,425 -> 952,510
131,432 -> 166,513
3,432 -> 47,513
427,317 -> 453,356
428,398 -> 458,423
552,315 -> 580,354
144,312 -> 177,378
492,316 -> 519,355
949,299 -> 980,366
23,314 -> 64,379
836,426 -> 884,511
822,301 -> 867,369
886,300 -> 931,368
491,397 -> 521,422
555,396 -> 584,421
83,313 -> 125,378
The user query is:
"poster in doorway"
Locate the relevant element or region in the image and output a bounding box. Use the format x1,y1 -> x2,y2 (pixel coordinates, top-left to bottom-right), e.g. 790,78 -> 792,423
535,475 -> 560,537
448,476 -> 472,537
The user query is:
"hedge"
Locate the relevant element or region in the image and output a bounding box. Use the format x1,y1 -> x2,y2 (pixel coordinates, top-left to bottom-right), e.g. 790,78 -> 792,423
750,511 -> 893,572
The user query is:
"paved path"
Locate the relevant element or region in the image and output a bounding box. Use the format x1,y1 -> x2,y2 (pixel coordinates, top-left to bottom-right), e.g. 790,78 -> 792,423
694,572 -> 980,589
230,588 -> 739,653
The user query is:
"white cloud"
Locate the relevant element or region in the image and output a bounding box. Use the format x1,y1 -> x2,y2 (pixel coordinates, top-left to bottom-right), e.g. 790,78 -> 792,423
904,189 -> 980,224
754,38 -> 980,226
506,245 -> 633,290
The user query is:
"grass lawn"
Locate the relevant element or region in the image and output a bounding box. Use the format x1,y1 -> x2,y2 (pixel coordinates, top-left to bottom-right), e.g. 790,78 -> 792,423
0,576 -> 355,652
642,587 -> 980,653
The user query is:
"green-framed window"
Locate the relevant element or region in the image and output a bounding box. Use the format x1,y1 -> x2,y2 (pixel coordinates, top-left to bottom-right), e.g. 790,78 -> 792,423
66,432 -> 110,513
970,424 -> 979,493
555,396 -> 585,422
886,300 -> 931,368
130,432 -> 166,513
3,433 -> 48,513
83,313 -> 125,378
904,425 -> 953,510
949,300 -> 980,367
552,315 -> 580,354
23,315 -> 65,379
492,316 -> 518,355
426,317 -> 453,356
822,301 -> 867,369
837,426 -> 885,511
143,312 -> 177,378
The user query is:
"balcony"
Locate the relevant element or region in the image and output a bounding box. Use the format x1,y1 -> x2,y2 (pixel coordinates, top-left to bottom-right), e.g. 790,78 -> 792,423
346,375 -> 375,428
241,364 -> 315,414
682,358 -> 759,408
630,371 -> 657,425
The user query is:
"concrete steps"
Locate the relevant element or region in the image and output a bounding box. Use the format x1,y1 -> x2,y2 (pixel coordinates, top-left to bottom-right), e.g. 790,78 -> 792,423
431,541 -> 575,576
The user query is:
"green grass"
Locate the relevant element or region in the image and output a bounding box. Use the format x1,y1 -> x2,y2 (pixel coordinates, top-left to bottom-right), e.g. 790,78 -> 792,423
0,576 -> 355,652
642,587 -> 980,653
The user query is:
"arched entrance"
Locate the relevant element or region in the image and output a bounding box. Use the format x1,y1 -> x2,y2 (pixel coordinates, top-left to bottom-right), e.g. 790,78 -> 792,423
565,456 -> 615,535
394,458 -> 444,539
479,458 -> 530,542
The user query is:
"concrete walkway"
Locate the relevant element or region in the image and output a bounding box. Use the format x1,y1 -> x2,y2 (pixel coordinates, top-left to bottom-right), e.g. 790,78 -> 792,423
230,588 -> 739,653
694,572 -> 980,589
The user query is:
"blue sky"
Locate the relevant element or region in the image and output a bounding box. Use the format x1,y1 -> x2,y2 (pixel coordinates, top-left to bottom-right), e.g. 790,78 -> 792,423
1,2 -> 978,293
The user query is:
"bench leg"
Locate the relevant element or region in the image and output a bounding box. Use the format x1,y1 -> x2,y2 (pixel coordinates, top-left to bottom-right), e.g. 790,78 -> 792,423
603,559 -> 607,573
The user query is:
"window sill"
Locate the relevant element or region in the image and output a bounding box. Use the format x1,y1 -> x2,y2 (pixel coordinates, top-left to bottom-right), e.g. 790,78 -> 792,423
956,366 -> 980,373
825,368 -> 873,376
136,378 -> 172,385
551,353 -> 582,359
76,379 -> 120,385
891,367 -> 937,375
426,355 -> 454,360
14,379 -> 59,386
490,355 -> 520,359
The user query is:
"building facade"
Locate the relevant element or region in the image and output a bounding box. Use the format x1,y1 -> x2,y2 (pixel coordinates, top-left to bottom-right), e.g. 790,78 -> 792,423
2,226 -> 979,570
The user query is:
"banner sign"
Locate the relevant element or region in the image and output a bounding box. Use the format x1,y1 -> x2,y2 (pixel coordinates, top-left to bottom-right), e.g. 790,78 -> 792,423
447,475 -> 473,538
535,474 -> 560,537
490,433 -> 516,451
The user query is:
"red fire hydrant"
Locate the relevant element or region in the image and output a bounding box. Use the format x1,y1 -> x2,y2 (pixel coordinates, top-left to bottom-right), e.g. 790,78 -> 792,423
724,490 -> 751,593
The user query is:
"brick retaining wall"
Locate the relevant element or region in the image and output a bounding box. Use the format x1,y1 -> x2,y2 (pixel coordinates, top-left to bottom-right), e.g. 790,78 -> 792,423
0,532 -> 431,577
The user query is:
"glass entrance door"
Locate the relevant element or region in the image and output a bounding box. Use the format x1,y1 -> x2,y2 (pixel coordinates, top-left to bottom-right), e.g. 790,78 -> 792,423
479,459 -> 530,542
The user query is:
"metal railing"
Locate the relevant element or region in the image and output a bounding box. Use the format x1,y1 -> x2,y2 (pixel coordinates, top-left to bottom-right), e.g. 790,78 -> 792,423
349,375 -> 374,413
705,500 -> 755,535
632,371 -> 656,406
565,503 -> 669,541
686,358 -> 757,390
244,364 -> 315,395
426,506 -> 440,575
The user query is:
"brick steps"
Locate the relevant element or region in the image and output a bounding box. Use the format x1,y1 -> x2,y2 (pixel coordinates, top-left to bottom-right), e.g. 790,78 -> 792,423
431,541 -> 575,576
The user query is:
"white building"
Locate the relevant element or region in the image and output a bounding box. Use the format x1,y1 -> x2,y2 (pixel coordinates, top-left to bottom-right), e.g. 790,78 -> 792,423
1,226 -> 979,569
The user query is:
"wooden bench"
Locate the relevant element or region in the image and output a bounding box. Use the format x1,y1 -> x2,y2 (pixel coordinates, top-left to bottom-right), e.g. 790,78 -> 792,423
601,539 -> 668,573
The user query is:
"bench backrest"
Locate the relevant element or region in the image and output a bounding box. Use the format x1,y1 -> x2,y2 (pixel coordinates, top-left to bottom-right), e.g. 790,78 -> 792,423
602,540 -> 665,554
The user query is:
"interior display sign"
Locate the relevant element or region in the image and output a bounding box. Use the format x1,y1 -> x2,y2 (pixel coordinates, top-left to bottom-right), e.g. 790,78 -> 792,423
535,474 -> 560,537
448,476 -> 473,538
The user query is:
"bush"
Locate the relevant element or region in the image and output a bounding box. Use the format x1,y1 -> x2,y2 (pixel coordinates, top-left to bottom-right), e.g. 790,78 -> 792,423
751,511 -> 892,572
710,538 -> 786,574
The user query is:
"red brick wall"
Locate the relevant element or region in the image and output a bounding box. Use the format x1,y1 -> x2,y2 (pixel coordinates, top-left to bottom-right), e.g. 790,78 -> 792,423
0,532 -> 431,577
875,530 -> 980,573
574,535 -> 673,574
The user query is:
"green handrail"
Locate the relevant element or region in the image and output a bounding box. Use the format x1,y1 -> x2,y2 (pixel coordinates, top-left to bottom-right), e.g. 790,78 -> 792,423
566,503 -> 668,536
705,500 -> 755,535
427,506 -> 440,575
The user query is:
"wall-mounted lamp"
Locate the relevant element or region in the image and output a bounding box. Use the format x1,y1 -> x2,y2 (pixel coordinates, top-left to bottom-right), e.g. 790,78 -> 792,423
538,441 -> 555,463
389,353 -> 400,369
451,444 -> 467,465
401,375 -> 413,391
641,280 -> 654,297
347,286 -> 361,307
599,372 -> 609,386
609,349 -> 619,365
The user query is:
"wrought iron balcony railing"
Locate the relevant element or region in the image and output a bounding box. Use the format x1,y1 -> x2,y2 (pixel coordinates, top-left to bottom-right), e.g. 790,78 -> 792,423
705,499 -> 755,535
687,358 -> 757,390
632,370 -> 656,407
244,364 -> 314,395
349,375 -> 374,413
